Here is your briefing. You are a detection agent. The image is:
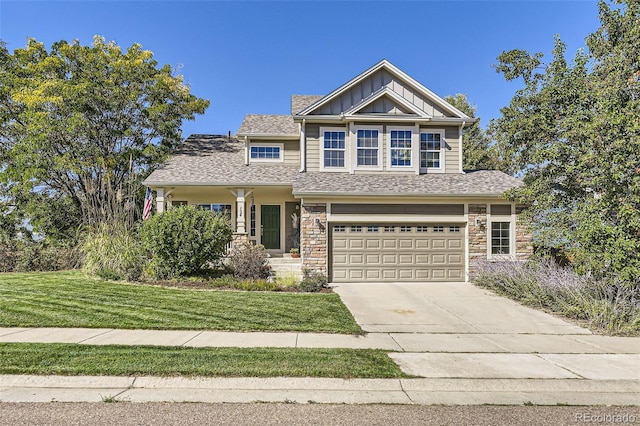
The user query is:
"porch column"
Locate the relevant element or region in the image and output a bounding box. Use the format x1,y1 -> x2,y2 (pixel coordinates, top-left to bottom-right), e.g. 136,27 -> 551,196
156,188 -> 165,214
236,188 -> 246,233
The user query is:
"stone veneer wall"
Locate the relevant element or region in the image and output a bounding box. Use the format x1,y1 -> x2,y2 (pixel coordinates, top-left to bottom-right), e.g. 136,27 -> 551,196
300,203 -> 327,275
515,205 -> 534,261
467,204 -> 487,280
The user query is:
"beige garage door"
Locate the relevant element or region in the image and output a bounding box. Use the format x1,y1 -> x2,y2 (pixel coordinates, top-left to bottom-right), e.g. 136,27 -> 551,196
331,224 -> 465,282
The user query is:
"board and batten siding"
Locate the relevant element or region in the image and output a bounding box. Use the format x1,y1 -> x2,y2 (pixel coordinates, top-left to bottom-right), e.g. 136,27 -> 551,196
313,69 -> 451,118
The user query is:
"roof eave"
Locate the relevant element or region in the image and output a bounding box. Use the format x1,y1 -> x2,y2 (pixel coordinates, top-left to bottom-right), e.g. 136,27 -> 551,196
236,133 -> 299,139
292,190 -> 510,198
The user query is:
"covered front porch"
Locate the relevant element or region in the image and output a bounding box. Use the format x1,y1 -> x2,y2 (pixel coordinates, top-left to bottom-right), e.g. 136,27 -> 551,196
151,185 -> 301,254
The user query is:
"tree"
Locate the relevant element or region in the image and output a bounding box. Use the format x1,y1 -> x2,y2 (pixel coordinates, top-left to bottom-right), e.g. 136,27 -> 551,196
490,0 -> 640,284
0,36 -> 209,237
444,94 -> 499,170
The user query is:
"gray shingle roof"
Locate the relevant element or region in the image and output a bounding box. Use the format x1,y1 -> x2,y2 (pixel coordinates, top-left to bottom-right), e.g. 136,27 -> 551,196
291,95 -> 323,115
145,135 -> 521,197
292,171 -> 522,197
237,114 -> 298,136
143,135 -> 299,186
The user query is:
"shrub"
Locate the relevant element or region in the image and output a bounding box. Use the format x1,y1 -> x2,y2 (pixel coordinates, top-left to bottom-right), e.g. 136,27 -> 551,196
140,206 -> 233,279
475,259 -> 640,335
82,225 -> 145,281
0,237 -> 18,272
16,240 -> 81,272
226,242 -> 271,280
298,270 -> 328,293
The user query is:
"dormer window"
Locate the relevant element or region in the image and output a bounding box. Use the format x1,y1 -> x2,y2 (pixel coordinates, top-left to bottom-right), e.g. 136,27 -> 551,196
420,130 -> 444,173
250,144 -> 283,162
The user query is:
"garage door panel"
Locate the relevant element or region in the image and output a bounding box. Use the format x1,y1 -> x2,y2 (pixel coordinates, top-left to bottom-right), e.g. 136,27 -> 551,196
366,269 -> 381,279
366,239 -> 381,249
432,239 -> 446,249
398,239 -> 414,249
366,254 -> 381,264
382,239 -> 398,249
349,239 -> 364,249
332,223 -> 465,283
382,269 -> 397,280
333,254 -> 348,265
448,239 -> 462,249
333,239 -> 347,249
415,239 -> 430,249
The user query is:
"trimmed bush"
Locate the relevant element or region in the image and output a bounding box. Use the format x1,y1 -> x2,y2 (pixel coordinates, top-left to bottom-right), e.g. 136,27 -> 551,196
140,206 -> 233,279
226,242 -> 271,280
298,270 -> 328,293
82,225 -> 145,281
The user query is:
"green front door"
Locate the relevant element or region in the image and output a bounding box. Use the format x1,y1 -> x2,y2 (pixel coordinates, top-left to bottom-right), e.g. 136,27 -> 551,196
261,205 -> 280,249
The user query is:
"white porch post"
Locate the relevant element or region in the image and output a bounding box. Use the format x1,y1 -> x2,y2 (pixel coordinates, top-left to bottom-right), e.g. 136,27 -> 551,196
236,188 -> 246,233
156,188 -> 165,214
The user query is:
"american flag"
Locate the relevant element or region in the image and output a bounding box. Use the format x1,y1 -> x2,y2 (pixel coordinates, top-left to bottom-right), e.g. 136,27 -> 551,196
143,187 -> 153,220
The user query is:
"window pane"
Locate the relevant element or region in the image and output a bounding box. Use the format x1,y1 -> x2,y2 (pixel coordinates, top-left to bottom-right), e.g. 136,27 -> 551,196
491,222 -> 511,254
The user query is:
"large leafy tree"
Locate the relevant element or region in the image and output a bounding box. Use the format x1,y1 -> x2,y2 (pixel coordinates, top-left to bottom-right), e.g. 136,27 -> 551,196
444,94 -> 499,170
490,0 -> 640,284
0,36 -> 209,238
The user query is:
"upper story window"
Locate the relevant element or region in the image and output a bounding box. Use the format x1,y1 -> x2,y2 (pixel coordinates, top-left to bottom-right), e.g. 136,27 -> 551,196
250,144 -> 283,162
356,129 -> 380,168
390,130 -> 412,167
420,131 -> 444,172
321,129 -> 346,170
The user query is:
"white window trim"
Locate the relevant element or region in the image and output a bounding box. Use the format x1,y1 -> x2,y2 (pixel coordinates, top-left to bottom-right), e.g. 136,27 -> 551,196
249,143 -> 284,163
387,126 -> 417,171
352,125 -> 383,171
320,127 -> 348,172
487,203 -> 516,260
419,128 -> 445,174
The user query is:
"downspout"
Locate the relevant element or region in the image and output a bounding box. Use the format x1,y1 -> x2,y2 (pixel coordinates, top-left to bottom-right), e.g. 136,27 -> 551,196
299,119 -> 306,172
244,136 -> 249,166
459,121 -> 466,174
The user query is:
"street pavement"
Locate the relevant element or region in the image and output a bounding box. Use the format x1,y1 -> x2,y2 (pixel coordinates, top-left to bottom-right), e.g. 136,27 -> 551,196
1,282 -> 639,405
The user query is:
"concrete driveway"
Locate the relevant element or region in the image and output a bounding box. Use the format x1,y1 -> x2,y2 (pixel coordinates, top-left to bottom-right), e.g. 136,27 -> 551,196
332,282 -> 589,335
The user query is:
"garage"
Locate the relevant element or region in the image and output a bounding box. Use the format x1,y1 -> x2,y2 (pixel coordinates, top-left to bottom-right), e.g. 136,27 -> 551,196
330,224 -> 465,282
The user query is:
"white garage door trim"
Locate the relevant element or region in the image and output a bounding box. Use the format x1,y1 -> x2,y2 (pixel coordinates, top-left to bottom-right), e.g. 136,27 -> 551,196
330,223 -> 466,283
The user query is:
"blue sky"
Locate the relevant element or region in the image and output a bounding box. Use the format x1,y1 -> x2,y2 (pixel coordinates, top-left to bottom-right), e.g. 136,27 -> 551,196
1,1 -> 601,137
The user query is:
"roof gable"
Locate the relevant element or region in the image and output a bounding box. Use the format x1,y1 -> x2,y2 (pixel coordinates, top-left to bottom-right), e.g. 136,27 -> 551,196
296,59 -> 471,120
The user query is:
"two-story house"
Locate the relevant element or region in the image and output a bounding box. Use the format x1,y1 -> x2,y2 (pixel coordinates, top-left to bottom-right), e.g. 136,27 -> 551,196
143,60 -> 532,282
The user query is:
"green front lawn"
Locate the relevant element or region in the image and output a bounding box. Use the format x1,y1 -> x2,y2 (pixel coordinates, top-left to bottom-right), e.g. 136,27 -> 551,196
0,271 -> 361,333
0,343 -> 406,378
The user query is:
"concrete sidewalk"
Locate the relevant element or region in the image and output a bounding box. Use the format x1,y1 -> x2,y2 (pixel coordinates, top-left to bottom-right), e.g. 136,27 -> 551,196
2,327 -> 640,405
2,327 -> 640,354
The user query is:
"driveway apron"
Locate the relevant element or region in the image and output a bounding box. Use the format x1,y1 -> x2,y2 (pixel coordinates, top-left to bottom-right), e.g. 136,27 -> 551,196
332,282 -> 590,334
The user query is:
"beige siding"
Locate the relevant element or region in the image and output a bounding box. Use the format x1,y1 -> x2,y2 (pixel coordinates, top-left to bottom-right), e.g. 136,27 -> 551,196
283,140 -> 300,166
444,126 -> 460,173
305,124 -> 320,171
249,138 -> 299,166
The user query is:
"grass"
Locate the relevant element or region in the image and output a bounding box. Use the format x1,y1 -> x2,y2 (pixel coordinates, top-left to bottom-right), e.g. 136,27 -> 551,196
0,343 -> 407,378
0,271 -> 361,333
